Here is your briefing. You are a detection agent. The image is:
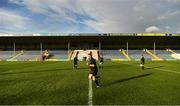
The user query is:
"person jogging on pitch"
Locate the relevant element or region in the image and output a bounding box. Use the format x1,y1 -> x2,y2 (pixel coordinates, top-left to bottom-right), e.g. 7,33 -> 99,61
99,56 -> 104,69
73,51 -> 79,69
73,56 -> 78,69
87,52 -> 100,88
140,55 -> 145,70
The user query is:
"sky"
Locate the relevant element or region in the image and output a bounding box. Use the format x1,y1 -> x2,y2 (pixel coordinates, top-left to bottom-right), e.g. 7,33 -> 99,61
0,0 -> 180,34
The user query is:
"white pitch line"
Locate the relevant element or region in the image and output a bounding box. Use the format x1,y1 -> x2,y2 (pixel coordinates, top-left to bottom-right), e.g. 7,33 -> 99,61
138,65 -> 180,74
137,65 -> 180,74
88,79 -> 93,106
120,62 -> 180,74
150,67 -> 180,74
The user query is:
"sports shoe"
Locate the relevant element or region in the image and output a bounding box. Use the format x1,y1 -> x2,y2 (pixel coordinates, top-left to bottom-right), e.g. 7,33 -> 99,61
96,86 -> 100,88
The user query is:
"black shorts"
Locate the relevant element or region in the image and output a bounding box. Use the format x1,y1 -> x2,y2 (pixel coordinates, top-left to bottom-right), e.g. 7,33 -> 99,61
99,62 -> 103,65
141,61 -> 145,65
42,56 -> 46,60
90,69 -> 98,76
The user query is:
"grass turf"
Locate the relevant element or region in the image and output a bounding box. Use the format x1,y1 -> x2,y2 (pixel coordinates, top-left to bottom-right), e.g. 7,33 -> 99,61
0,61 -> 180,105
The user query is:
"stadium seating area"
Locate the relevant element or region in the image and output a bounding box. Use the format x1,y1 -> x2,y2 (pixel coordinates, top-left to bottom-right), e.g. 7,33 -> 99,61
77,50 -> 90,60
14,51 -> 41,61
170,50 -> 180,60
0,51 -> 14,60
128,50 -> 152,60
70,50 -> 78,60
1,49 -> 180,61
0,50 -> 68,61
49,50 -> 68,59
174,50 -> 180,53
149,50 -> 175,60
101,50 -> 126,60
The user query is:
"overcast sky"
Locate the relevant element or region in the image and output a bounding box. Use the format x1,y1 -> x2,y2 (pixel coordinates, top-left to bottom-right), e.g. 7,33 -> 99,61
0,0 -> 180,33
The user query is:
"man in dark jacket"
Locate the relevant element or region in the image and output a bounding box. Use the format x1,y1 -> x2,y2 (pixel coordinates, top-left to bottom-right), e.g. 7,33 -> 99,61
87,53 -> 100,88
73,56 -> 78,69
140,55 -> 145,70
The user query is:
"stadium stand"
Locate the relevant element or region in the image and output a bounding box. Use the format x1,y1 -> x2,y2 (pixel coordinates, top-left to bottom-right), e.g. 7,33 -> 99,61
68,50 -> 73,60
71,50 -> 79,60
128,50 -> 153,61
91,50 -> 99,60
48,50 -> 68,59
77,50 -> 89,60
149,50 -> 175,60
9,50 -> 68,61
0,34 -> 180,61
10,50 -> 24,60
0,51 -> 14,60
173,50 -> 180,53
145,49 -> 163,60
70,50 -> 98,60
1,49 -> 180,61
120,49 -> 131,60
101,50 -> 127,60
14,51 -> 41,61
169,50 -> 180,60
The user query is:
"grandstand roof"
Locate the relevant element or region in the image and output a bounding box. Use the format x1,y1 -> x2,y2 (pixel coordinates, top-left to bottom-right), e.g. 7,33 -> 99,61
0,33 -> 180,37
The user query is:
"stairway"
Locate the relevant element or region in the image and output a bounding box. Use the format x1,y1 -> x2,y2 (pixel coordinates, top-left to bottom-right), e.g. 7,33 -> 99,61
119,49 -> 131,61
9,50 -> 24,60
145,49 -> 163,61
70,50 -> 99,60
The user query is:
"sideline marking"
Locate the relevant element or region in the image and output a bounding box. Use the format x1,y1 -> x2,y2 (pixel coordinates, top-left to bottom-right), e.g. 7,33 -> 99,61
120,62 -> 180,74
88,79 -> 93,106
150,67 -> 180,74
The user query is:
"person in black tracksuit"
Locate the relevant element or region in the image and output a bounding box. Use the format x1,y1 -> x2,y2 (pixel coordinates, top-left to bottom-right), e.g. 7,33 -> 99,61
99,56 -> 104,69
73,51 -> 79,69
140,55 -> 145,70
73,56 -> 78,69
87,53 -> 100,88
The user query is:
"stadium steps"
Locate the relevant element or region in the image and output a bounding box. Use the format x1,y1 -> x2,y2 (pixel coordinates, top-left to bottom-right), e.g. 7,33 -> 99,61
145,49 -> 163,61
119,49 -> 131,61
0,51 -> 14,60
70,50 -> 98,61
77,50 -> 88,60
102,50 -> 127,61
68,50 -> 73,61
151,50 -> 176,60
71,50 -> 78,60
167,49 -> 176,54
167,49 -> 180,60
92,50 -> 99,60
9,51 -> 24,60
170,54 -> 180,60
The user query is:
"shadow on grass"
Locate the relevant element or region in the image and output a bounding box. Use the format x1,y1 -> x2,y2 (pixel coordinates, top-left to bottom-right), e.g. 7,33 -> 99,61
102,73 -> 153,87
145,66 -> 164,70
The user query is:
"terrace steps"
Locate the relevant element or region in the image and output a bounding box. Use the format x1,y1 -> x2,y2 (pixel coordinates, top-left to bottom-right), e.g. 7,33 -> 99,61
70,50 -> 99,60
167,49 -> 180,60
145,49 -> 163,61
119,49 -> 131,61
9,51 -> 24,60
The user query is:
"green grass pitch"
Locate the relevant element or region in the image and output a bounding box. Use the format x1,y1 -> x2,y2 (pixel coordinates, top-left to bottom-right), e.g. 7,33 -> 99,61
0,61 -> 180,105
